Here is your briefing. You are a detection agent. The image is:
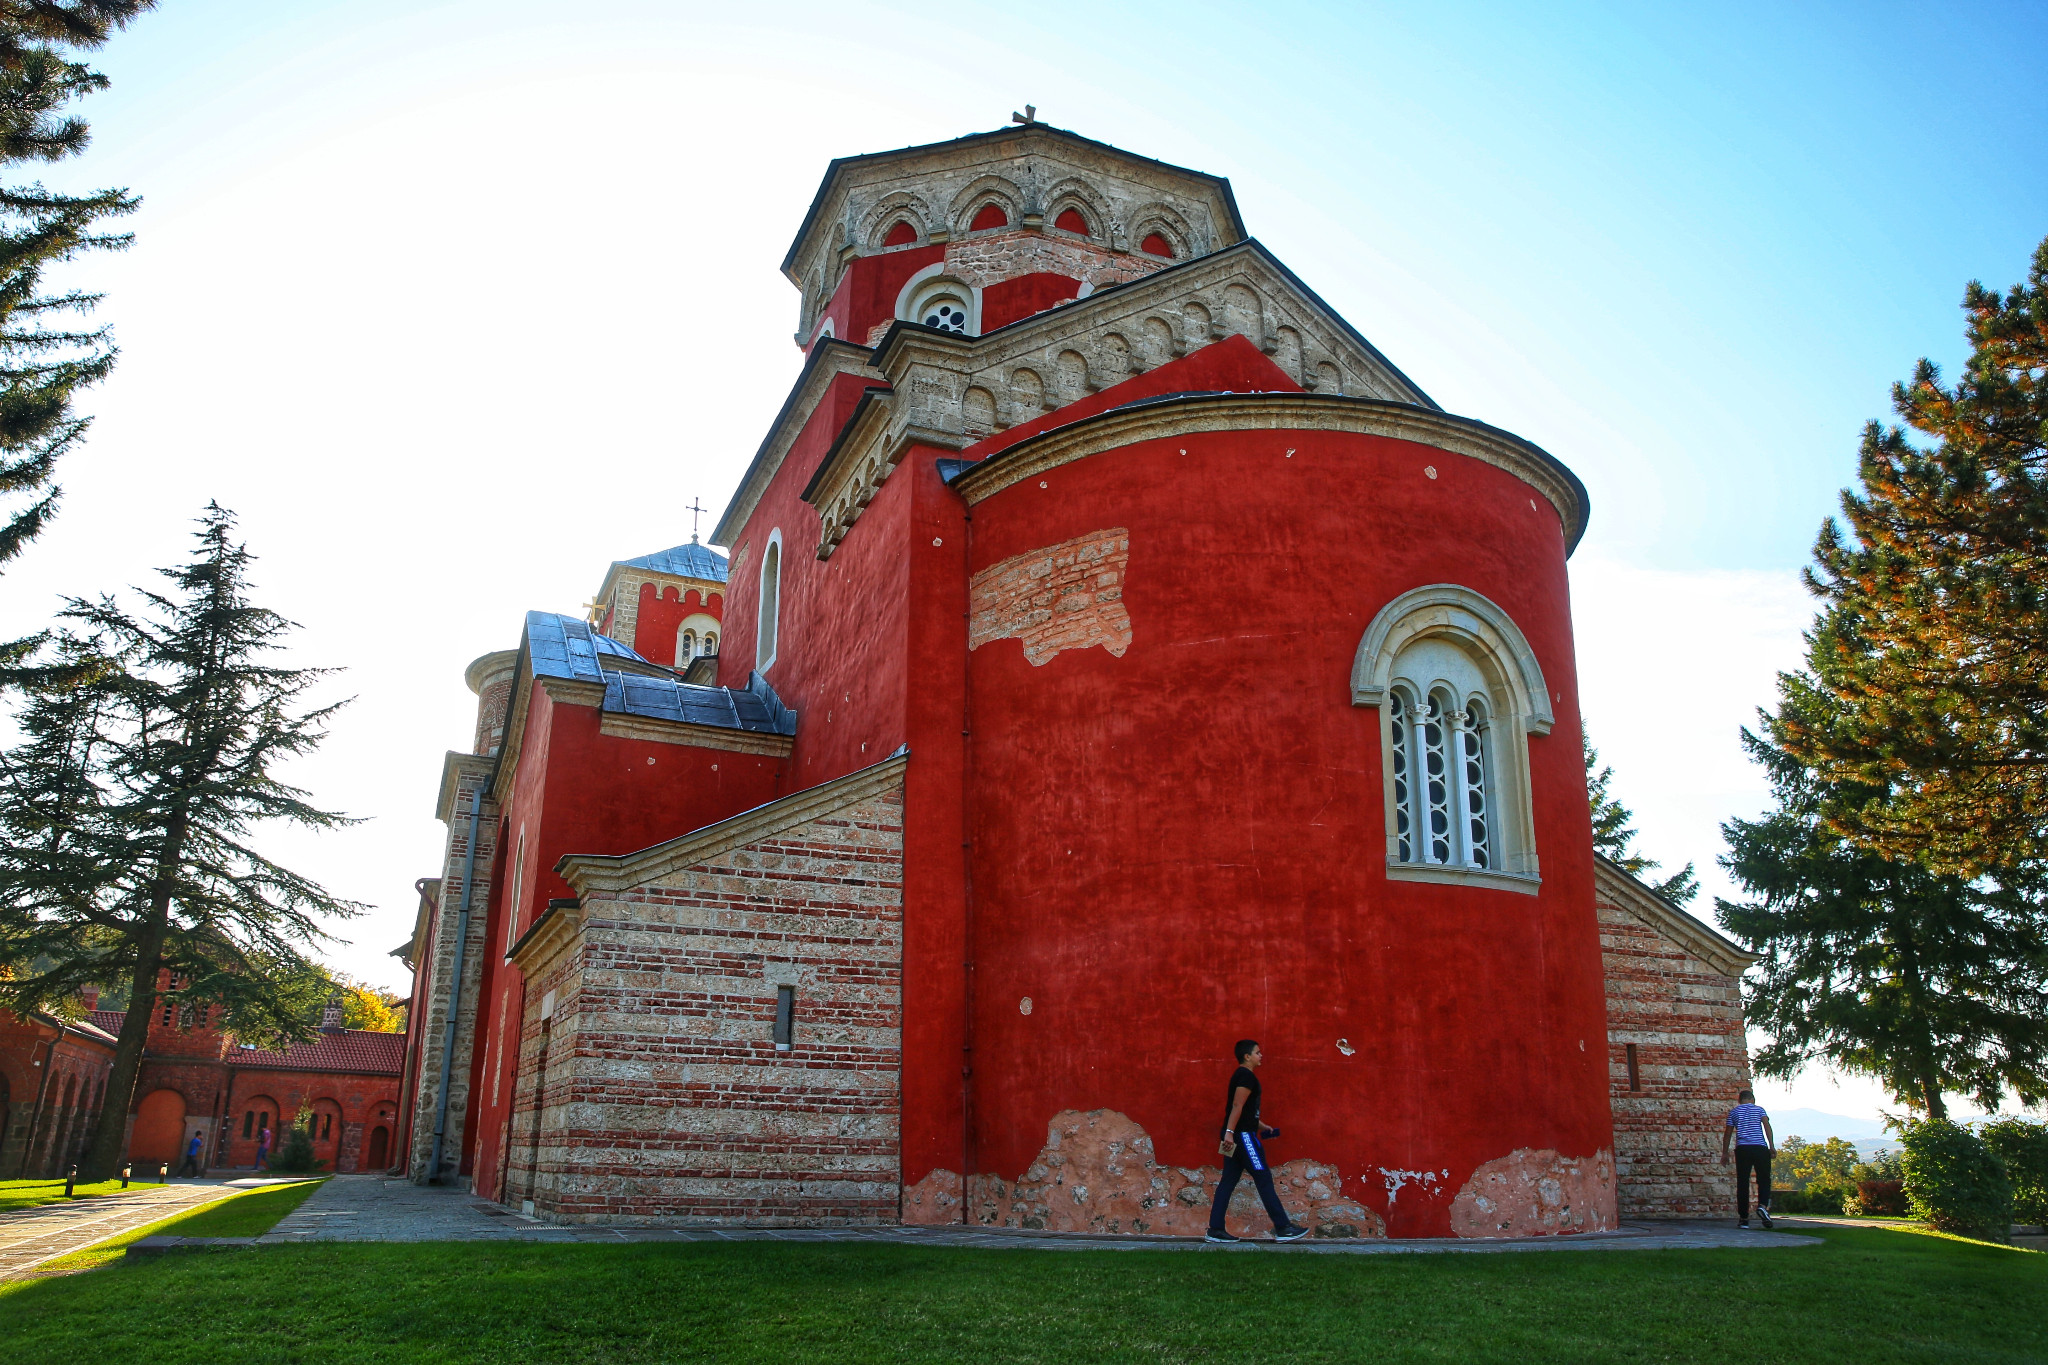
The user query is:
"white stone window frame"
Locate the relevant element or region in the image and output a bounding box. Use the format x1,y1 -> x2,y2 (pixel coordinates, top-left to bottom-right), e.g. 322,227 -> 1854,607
675,611 -> 720,667
757,527 -> 783,673
1351,584 -> 1553,895
896,264 -> 980,336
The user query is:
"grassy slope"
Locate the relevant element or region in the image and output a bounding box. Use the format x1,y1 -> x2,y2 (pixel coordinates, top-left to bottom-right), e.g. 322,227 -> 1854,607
11,1179 -> 324,1276
0,1178 -> 139,1213
0,1222 -> 2040,1365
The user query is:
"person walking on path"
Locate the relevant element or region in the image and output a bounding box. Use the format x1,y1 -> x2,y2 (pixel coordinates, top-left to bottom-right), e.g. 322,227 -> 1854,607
255,1126 -> 271,1170
1720,1088 -> 1776,1228
1206,1040 -> 1310,1243
177,1131 -> 204,1178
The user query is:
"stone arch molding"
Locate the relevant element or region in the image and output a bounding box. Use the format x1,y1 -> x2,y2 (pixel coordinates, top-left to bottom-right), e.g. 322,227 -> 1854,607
1351,584 -> 1553,735
1352,584 -> 1552,892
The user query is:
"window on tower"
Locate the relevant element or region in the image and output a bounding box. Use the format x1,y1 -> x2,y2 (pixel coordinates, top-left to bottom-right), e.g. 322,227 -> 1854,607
758,532 -> 782,671
1053,207 -> 1090,236
970,203 -> 1009,231
883,220 -> 918,247
1352,584 -> 1551,893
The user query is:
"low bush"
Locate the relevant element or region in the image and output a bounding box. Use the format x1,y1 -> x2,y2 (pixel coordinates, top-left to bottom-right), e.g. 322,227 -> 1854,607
266,1106 -> 327,1176
1898,1117 -> 2012,1239
1980,1117 -> 2048,1227
1848,1180 -> 1907,1216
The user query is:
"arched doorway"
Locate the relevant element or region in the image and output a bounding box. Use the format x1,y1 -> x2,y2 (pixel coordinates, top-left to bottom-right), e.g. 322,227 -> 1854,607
366,1124 -> 390,1170
130,1088 -> 186,1166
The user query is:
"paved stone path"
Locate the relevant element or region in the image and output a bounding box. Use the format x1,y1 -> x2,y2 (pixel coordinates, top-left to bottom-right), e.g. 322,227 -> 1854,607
259,1176 -> 1821,1255
0,1178 -> 283,1279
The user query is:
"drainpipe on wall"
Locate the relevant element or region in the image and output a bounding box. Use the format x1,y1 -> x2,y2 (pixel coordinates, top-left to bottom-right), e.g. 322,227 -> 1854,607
427,784 -> 485,1184
12,1027 -> 63,1178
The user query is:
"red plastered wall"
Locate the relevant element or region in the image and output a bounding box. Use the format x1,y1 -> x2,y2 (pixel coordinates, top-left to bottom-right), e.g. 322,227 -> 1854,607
958,420 -> 1608,1238
630,584 -> 723,663
980,273 -> 1081,331
809,246 -> 946,350
463,681 -> 789,1194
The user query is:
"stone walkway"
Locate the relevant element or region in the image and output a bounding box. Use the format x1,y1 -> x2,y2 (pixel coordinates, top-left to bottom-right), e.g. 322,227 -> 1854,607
0,1178 -> 284,1279
257,1176 -> 1822,1255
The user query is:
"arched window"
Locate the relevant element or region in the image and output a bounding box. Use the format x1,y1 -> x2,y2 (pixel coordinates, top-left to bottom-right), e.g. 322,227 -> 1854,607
919,292 -> 969,333
883,220 -> 918,247
757,530 -> 782,671
678,630 -> 695,661
1139,232 -> 1174,258
1353,585 -> 1552,892
899,269 -> 979,336
970,203 -> 1008,231
1054,207 -> 1090,235
702,630 -> 717,654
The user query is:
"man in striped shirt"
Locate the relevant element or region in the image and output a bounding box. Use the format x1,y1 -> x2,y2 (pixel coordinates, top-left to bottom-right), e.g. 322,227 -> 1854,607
1719,1089 -> 1776,1228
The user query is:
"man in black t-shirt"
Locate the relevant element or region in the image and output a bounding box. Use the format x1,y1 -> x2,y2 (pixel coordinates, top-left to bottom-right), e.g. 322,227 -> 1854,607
1206,1039 -> 1310,1242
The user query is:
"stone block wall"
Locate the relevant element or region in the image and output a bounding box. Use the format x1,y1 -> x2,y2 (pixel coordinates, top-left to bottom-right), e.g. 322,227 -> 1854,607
509,772 -> 905,1225
406,754 -> 499,1183
1597,863 -> 1754,1220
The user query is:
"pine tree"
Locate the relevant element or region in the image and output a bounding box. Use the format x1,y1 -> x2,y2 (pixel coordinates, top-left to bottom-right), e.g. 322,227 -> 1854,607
1779,236 -> 2048,879
0,2 -> 152,600
1583,729 -> 1699,905
0,504 -> 363,1178
1719,720 -> 2048,1120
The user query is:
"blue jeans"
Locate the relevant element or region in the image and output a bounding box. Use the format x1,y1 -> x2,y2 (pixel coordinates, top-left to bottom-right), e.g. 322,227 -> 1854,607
1209,1130 -> 1291,1233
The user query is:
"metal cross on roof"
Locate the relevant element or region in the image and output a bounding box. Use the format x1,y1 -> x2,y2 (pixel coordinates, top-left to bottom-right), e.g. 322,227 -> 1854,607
687,498 -> 706,543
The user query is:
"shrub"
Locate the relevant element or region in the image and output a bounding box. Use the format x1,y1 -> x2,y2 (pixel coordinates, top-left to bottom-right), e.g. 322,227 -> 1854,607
1852,1150 -> 1904,1182
1980,1118 -> 2048,1227
1848,1179 -> 1907,1216
1898,1118 -> 2012,1239
266,1106 -> 327,1175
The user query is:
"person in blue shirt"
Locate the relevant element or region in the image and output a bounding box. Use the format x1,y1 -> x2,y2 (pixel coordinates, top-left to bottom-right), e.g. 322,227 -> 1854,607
178,1130 -> 205,1178
1719,1089 -> 1776,1228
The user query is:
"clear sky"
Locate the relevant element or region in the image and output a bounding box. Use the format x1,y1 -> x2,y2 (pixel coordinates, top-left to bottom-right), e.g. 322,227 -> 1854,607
3,0 -> 2043,1125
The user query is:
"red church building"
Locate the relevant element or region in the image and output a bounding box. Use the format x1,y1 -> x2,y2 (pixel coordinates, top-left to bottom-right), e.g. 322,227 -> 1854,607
399,123 -> 1757,1238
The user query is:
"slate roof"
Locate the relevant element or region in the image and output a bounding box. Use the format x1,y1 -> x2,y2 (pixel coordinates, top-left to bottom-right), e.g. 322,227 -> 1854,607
615,542 -> 729,583
524,612 -> 796,737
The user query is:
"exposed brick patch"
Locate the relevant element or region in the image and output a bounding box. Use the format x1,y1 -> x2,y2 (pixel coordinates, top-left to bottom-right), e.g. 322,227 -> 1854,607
1448,1147 -> 1617,1237
1599,885 -> 1752,1220
961,1109 -> 1383,1238
968,529 -> 1131,667
504,785 -> 906,1226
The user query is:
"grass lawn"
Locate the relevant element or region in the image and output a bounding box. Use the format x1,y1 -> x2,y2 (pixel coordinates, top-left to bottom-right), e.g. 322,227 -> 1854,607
10,1179 -> 324,1277
0,1177 -> 150,1212
0,1219 -> 2040,1364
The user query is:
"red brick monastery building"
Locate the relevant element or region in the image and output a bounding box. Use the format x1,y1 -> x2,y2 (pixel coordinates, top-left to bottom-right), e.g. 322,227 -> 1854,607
398,124 -> 1759,1238
0,975 -> 402,1179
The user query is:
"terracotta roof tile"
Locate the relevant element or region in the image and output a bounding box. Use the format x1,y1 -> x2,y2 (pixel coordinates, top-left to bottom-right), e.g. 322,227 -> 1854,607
228,1029 -> 406,1074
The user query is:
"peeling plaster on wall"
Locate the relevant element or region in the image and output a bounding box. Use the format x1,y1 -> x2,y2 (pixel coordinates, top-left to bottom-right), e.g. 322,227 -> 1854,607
1448,1148 -> 1618,1237
902,1167 -> 963,1226
968,529 -> 1132,668
1379,1167 -> 1449,1206
962,1109 -> 1385,1238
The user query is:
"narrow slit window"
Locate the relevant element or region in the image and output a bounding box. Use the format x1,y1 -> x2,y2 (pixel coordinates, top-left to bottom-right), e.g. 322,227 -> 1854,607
774,984 -> 794,1051
1625,1042 -> 1640,1092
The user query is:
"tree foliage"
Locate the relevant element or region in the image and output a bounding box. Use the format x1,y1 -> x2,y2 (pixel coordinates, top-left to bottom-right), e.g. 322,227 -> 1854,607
1781,1135 -> 1860,1197
0,1 -> 151,596
1898,1117 -> 2014,1240
1777,237 -> 2048,879
0,504 -> 362,1177
1980,1117 -> 2048,1227
337,978 -> 404,1033
1719,724 -> 2048,1120
1583,729 -> 1699,905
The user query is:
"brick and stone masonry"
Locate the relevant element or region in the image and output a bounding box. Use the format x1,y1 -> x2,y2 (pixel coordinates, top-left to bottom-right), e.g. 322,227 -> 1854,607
1596,857 -> 1759,1219
405,751 -> 500,1182
505,753 -> 907,1225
